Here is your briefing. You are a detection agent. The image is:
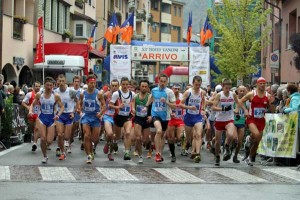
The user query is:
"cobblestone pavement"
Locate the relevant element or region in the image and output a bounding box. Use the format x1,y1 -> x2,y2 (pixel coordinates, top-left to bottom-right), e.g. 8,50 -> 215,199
0,142 -> 299,184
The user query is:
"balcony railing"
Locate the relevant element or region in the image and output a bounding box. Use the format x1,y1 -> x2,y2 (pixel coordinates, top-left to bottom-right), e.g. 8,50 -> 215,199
136,9 -> 146,22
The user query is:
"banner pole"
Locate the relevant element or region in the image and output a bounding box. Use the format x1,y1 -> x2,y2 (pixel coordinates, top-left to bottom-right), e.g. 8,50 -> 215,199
41,16 -> 45,84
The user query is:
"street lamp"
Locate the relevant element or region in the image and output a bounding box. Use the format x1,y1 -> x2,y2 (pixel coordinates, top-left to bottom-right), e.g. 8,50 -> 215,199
264,0 -> 282,84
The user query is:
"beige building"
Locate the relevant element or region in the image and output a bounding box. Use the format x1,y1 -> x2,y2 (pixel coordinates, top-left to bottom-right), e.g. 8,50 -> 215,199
0,0 -> 100,85
262,0 -> 300,83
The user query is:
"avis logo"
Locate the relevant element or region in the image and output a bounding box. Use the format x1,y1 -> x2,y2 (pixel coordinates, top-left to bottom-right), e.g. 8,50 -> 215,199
113,55 -> 128,59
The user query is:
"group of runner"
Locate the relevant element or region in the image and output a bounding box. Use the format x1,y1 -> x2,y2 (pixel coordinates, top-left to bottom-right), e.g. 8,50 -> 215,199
22,73 -> 275,166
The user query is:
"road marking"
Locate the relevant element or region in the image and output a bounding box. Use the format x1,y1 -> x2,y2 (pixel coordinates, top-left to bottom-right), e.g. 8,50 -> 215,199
39,167 -> 76,181
209,168 -> 268,183
0,166 -> 10,180
154,168 -> 205,183
96,168 -> 138,181
0,143 -> 27,157
263,168 -> 300,182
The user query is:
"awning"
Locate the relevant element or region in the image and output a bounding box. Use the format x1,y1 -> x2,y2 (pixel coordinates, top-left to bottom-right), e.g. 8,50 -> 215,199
33,55 -> 85,70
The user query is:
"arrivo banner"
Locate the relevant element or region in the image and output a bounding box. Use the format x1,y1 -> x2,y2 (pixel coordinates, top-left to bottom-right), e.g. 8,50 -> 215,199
131,46 -> 188,62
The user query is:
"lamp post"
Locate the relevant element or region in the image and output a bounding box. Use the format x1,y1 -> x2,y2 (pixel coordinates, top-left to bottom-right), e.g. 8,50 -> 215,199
265,0 -> 282,84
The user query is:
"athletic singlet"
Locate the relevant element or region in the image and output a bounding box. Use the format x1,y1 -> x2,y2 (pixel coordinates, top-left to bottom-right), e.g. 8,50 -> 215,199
151,87 -> 175,121
234,102 -> 247,124
249,90 -> 268,119
172,98 -> 184,119
104,91 -> 115,116
215,91 -> 235,122
54,87 -> 76,113
82,89 -> 100,115
40,93 -> 55,115
111,90 -> 133,116
135,93 -> 149,118
23,91 -> 40,115
185,88 -> 203,115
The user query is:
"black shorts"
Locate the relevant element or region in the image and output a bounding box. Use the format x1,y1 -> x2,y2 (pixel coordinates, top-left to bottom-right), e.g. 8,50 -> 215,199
134,116 -> 150,130
152,116 -> 169,132
114,114 -> 132,127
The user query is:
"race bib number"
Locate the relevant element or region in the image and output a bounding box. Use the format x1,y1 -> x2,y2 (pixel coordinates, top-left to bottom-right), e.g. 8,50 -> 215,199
239,108 -> 245,117
254,108 -> 265,119
84,99 -> 95,112
63,101 -> 68,110
33,105 -> 40,114
106,108 -> 115,115
41,103 -> 54,114
154,99 -> 167,112
136,105 -> 147,117
187,104 -> 200,115
175,109 -> 183,118
119,104 -> 130,116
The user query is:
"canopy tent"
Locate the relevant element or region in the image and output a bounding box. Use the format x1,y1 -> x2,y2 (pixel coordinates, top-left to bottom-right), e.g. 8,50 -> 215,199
42,43 -> 105,75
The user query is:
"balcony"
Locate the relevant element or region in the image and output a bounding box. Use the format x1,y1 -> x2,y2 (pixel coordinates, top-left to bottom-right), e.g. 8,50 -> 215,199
136,9 -> 146,23
128,0 -> 135,9
133,34 -> 146,41
13,17 -> 27,40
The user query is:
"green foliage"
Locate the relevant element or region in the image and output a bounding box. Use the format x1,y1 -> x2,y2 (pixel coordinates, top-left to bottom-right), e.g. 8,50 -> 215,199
1,96 -> 14,140
208,0 -> 271,83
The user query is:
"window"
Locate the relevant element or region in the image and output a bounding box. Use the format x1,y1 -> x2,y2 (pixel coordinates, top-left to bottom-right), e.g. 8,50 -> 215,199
115,0 -> 118,8
161,3 -> 171,14
161,23 -> 171,33
119,0 -> 122,9
174,6 -> 176,16
76,24 -> 84,37
13,20 -> 24,40
289,10 -> 297,38
151,0 -> 158,10
88,0 -> 92,6
178,7 -> 182,17
152,23 -> 158,32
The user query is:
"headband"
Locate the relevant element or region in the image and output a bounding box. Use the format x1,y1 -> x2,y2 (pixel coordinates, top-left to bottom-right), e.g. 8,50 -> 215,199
87,78 -> 96,82
256,77 -> 266,84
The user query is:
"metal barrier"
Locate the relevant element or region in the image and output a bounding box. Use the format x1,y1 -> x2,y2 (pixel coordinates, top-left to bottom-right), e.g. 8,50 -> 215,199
11,103 -> 27,144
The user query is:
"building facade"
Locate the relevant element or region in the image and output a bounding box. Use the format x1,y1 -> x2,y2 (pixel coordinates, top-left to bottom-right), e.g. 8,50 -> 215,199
262,0 -> 300,84
0,0 -> 100,86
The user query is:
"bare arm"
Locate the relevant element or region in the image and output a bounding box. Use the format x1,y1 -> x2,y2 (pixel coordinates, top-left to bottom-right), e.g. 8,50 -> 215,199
29,93 -> 40,114
211,93 -> 222,111
179,90 -> 190,109
98,91 -> 106,117
54,94 -> 64,117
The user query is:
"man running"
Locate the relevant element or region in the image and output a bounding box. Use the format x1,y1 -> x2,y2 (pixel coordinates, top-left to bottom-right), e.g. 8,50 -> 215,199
240,77 -> 275,166
54,74 -> 78,160
79,75 -> 106,164
110,77 -> 134,160
232,85 -> 248,163
71,75 -> 83,150
212,79 -> 245,166
145,74 -> 176,162
132,79 -> 152,164
167,84 -> 184,162
29,77 -> 64,164
180,76 -> 205,163
102,79 -> 119,161
22,81 -> 41,151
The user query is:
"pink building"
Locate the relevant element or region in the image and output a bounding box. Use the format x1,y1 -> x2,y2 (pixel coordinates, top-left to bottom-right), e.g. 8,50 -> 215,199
262,0 -> 300,84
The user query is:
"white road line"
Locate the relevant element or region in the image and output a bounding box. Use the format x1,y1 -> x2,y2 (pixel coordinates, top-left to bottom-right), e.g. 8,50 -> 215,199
39,167 -> 76,181
154,168 -> 205,183
0,143 -> 27,157
0,166 -> 10,180
96,168 -> 138,181
263,168 -> 300,182
209,168 -> 268,183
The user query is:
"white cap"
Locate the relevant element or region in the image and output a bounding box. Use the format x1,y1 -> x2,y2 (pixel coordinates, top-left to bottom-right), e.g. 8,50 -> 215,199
215,85 -> 222,92
83,84 -> 88,90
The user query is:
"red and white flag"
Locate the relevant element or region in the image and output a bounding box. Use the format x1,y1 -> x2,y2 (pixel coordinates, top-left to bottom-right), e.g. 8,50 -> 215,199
34,17 -> 44,63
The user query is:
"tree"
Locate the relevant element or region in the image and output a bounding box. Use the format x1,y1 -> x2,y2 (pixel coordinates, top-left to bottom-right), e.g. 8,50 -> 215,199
208,0 -> 271,83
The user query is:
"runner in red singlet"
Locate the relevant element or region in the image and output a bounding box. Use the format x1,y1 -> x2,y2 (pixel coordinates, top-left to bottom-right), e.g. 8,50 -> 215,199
240,77 -> 275,166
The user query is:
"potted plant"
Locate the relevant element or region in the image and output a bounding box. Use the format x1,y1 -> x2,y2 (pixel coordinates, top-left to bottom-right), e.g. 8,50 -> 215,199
14,16 -> 27,24
62,30 -> 73,40
75,0 -> 85,9
0,97 -> 14,149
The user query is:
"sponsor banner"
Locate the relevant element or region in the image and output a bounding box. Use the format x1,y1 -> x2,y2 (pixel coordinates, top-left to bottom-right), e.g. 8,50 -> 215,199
131,46 -> 188,62
110,45 -> 131,82
257,112 -> 299,158
189,47 -> 210,87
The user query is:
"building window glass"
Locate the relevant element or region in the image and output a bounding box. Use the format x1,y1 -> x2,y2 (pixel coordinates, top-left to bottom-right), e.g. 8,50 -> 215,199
161,23 -> 170,33
286,23 -> 289,49
178,7 -> 181,17
151,0 -> 158,10
115,0 -> 118,8
161,3 -> 171,14
174,6 -> 176,16
289,10 -> 297,39
76,24 -> 84,37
